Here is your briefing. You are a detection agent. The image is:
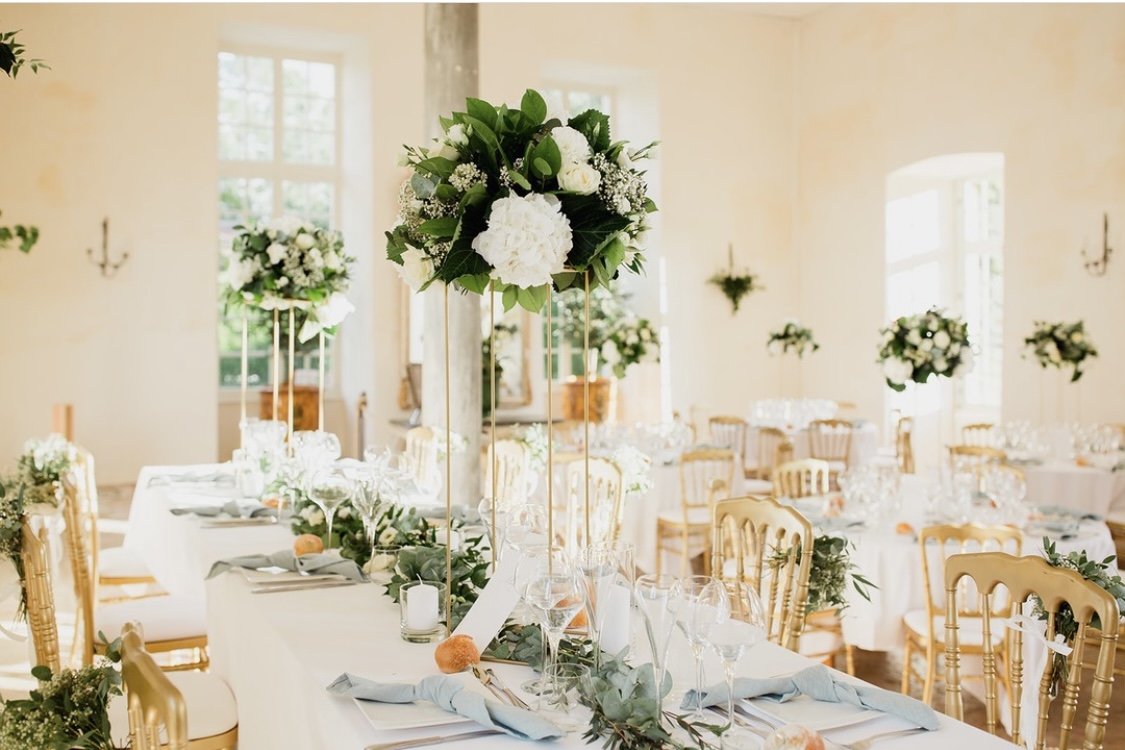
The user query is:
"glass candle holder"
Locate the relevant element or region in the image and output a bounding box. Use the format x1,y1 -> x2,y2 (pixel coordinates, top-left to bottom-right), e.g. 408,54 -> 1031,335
399,580 -> 446,643
367,546 -> 400,582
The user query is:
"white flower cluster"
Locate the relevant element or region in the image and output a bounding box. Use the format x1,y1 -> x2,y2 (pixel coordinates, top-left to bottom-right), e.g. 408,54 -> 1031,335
26,434 -> 75,475
520,423 -> 550,474
610,445 -> 653,496
767,320 -> 819,358
877,309 -> 973,389
472,193 -> 572,288
1023,320 -> 1097,382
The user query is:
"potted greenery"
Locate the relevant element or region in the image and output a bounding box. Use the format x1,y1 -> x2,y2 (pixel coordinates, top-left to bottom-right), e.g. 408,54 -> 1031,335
708,245 -> 762,314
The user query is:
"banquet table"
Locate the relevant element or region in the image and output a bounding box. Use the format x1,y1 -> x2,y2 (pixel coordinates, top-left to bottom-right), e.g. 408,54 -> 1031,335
126,464 -> 1015,750
746,422 -> 880,468
1023,460 -> 1125,522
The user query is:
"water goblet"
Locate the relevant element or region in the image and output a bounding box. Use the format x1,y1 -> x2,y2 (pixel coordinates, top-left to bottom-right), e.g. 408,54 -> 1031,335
675,575 -> 725,722
503,503 -> 550,554
705,581 -> 766,741
634,574 -> 683,714
306,468 -> 352,551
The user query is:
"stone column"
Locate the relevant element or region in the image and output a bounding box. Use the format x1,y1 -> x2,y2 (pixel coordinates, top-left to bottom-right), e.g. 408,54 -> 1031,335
421,4 -> 481,508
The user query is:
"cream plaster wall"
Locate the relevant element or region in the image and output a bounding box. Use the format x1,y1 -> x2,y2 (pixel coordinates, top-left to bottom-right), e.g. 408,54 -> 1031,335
796,4 -> 1125,455
0,3 -> 797,482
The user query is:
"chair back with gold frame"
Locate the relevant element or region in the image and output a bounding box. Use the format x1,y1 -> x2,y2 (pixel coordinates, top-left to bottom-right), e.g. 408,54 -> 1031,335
961,422 -> 996,447
483,439 -> 532,509
655,449 -> 735,575
711,495 -> 813,652
21,516 -> 60,675
772,459 -> 830,499
709,416 -> 749,471
680,449 -> 736,516
565,457 -> 624,550
404,426 -> 438,489
121,622 -> 189,750
901,523 -> 1022,704
747,427 -> 788,481
944,552 -> 1118,749
806,419 -> 853,468
61,473 -> 98,666
896,417 -> 915,474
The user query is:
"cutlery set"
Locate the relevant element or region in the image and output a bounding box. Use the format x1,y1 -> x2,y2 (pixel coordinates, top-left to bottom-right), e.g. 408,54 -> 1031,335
248,573 -> 358,595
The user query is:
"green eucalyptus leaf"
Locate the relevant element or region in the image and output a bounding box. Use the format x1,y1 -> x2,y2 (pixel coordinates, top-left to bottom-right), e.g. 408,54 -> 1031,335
520,89 -> 547,126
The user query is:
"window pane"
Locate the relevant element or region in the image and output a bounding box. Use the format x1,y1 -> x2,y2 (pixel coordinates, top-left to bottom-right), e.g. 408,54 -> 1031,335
282,181 -> 334,227
963,178 -> 1003,244
962,252 -> 1003,407
282,59 -> 309,96
307,62 -> 335,99
886,189 -> 941,263
218,52 -> 274,162
885,262 -> 940,320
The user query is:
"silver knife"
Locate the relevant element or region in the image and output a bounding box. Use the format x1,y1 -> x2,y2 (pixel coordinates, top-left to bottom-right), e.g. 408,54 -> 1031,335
250,579 -> 359,594
364,729 -> 499,750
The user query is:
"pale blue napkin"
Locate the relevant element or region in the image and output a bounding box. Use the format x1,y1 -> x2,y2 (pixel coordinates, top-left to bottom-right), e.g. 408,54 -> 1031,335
682,664 -> 940,730
326,673 -> 564,740
206,550 -> 366,581
171,500 -> 275,518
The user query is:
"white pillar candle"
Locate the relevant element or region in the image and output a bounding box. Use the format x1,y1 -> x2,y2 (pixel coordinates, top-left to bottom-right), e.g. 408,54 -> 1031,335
406,583 -> 440,631
599,584 -> 632,655
435,528 -> 461,550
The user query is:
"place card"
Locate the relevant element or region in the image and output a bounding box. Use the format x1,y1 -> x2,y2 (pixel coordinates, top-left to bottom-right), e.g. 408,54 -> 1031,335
452,554 -> 520,649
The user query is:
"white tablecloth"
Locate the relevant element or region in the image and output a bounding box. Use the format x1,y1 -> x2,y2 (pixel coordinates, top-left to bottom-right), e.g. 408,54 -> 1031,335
1023,461 -> 1125,522
128,464 -> 1014,750
747,422 -> 880,468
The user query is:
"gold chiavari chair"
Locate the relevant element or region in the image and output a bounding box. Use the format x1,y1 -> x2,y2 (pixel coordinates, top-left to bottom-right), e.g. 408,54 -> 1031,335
744,427 -> 788,491
404,425 -> 440,492
61,474 -> 210,671
772,459 -> 831,499
564,457 -> 624,551
896,416 -> 915,474
961,422 -> 996,447
483,439 -> 532,509
807,419 -> 853,487
709,415 -> 749,471
944,552 -> 1119,749
711,495 -> 813,653
655,448 -> 735,576
118,622 -> 239,750
901,523 -> 1022,704
21,517 -> 61,675
948,445 -> 1008,493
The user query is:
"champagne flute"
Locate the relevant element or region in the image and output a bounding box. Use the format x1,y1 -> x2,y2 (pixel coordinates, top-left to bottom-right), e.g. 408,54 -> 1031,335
477,496 -> 510,564
306,468 -> 352,551
574,543 -> 618,668
676,575 -> 725,722
634,574 -> 683,714
706,581 -> 766,739
523,563 -> 584,706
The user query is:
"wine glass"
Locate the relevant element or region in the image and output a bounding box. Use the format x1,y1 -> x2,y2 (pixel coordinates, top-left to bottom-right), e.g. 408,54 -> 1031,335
523,563 -> 584,707
477,496 -> 510,564
634,574 -> 683,714
675,575 -> 724,722
706,581 -> 766,740
306,468 -> 352,551
293,430 -> 341,474
503,503 -> 550,555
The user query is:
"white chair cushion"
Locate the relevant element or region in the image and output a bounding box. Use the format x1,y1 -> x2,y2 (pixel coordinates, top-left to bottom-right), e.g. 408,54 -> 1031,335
742,479 -> 774,495
902,609 -> 1004,646
97,596 -> 207,643
657,508 -> 711,526
109,671 -> 238,745
99,546 -> 154,579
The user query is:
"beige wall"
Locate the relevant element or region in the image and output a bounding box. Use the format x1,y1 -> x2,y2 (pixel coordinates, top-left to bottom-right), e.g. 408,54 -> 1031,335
796,3 -> 1125,454
0,3 -> 797,482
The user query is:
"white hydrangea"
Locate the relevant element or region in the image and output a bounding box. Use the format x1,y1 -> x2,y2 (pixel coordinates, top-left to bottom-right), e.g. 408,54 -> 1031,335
295,232 -> 316,251
933,330 -> 952,349
883,358 -> 914,386
551,126 -> 591,165
472,194 -> 572,288
267,242 -> 287,266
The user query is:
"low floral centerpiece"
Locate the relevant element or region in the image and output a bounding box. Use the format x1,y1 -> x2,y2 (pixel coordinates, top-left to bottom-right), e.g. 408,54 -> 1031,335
224,216 -> 355,341
877,308 -> 973,392
1023,320 -> 1097,383
386,89 -> 657,311
557,286 -> 660,379
767,320 -> 819,358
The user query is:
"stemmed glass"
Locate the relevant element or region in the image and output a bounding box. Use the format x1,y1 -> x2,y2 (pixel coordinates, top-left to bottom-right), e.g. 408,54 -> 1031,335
574,543 -> 619,668
705,581 -> 766,744
676,575 -> 724,722
634,574 -> 683,714
503,503 -> 550,555
477,497 -> 510,564
523,560 -> 584,707
293,430 -> 341,474
306,467 -> 352,551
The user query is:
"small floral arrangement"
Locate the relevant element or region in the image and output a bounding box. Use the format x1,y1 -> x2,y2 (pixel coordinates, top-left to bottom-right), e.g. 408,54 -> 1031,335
610,445 -> 653,496
0,635 -> 122,750
708,270 -> 761,314
767,320 -> 819,358
386,89 -> 657,311
557,286 -> 660,378
519,423 -> 550,474
224,216 -> 355,341
770,534 -> 876,615
604,317 -> 660,379
877,307 -> 973,392
1023,320 -> 1097,382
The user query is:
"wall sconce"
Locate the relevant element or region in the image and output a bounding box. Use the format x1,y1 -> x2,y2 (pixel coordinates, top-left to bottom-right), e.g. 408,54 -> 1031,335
86,217 -> 129,277
1081,213 -> 1112,277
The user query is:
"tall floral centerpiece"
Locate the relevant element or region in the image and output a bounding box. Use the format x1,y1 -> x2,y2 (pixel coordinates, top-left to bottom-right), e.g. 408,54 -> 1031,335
876,308 -> 973,392
224,216 -> 355,436
1024,321 -> 1097,382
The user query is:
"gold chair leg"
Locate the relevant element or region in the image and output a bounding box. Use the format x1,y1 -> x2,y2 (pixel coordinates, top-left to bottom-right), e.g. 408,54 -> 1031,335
901,637 -> 913,695
845,643 -> 856,677
922,642 -> 936,705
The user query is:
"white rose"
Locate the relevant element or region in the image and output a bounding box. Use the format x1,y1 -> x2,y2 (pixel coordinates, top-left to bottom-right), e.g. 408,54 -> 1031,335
616,148 -> 634,170
378,527 -> 399,547
906,329 -> 922,346
472,194 -> 572,289
883,358 -> 914,385
427,140 -> 459,162
276,276 -> 289,288
447,123 -> 469,146
920,339 -> 934,352
926,316 -> 939,332
323,250 -> 343,271
307,508 -> 324,527
266,242 -> 287,266
601,339 -> 620,365
557,162 -> 601,195
306,247 -> 324,269
226,257 -> 255,290
640,327 -> 652,341
316,291 -> 354,328
295,232 -> 316,250
932,357 -> 948,373
397,246 -> 435,292
933,330 -> 952,349
550,126 -> 591,164
948,342 -> 962,356
953,347 -> 975,377
337,506 -> 352,519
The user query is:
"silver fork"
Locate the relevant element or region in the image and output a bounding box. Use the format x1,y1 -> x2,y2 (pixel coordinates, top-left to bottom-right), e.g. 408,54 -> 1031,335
841,726 -> 928,750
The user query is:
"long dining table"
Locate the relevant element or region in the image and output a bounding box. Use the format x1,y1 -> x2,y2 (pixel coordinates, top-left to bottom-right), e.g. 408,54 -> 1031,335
124,464 -> 1018,750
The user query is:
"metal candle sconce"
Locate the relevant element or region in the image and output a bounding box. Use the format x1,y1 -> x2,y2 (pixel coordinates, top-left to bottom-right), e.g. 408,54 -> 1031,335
86,217 -> 129,277
1081,213 -> 1112,277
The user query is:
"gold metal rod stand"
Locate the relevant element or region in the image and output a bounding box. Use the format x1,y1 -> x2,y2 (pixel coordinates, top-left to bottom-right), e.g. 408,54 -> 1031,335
272,308 -> 281,422
288,306 -> 296,456
583,272 -> 591,549
318,331 -> 326,432
240,311 -> 248,447
546,286 -> 554,568
444,283 -> 452,636
489,283 -> 498,573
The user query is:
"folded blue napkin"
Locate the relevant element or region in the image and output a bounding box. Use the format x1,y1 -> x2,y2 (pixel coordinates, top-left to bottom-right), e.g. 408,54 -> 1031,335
326,673 -> 564,740
682,664 -> 940,730
170,500 -> 275,518
206,550 -> 366,581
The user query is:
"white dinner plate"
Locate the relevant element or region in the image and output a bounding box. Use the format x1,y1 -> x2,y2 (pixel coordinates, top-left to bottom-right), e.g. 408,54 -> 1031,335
742,695 -> 882,731
352,672 -> 488,731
